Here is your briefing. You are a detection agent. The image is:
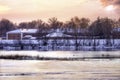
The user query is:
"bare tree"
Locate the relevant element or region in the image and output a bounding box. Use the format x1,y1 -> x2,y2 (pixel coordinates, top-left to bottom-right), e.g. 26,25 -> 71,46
36,20 -> 47,38
68,17 -> 81,50
48,17 -> 63,31
0,19 -> 15,37
118,18 -> 120,27
89,17 -> 115,38
79,18 -> 90,29
18,22 -> 28,29
27,20 -> 38,29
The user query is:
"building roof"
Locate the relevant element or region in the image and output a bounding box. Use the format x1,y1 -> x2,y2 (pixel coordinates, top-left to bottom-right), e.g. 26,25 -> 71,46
46,29 -> 71,37
7,29 -> 38,34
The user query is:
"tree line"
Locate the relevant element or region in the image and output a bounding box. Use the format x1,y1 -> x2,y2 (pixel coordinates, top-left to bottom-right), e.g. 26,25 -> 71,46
0,17 -> 120,39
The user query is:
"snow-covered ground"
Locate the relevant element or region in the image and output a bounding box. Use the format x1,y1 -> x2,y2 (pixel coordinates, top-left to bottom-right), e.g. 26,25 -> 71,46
0,51 -> 120,59
0,39 -> 120,51
0,59 -> 120,80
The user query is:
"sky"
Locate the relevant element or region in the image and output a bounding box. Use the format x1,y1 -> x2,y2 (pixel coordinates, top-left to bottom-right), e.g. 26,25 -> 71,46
0,0 -> 119,23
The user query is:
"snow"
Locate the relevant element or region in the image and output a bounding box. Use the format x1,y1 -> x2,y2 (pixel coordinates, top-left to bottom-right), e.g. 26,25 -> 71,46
0,59 -> 120,80
46,32 -> 63,37
46,29 -> 71,37
24,35 -> 33,38
30,37 -> 36,40
0,39 -> 120,51
23,35 -> 36,40
7,29 -> 21,34
0,51 -> 120,59
0,40 -> 18,44
21,40 -> 38,44
7,29 -> 37,34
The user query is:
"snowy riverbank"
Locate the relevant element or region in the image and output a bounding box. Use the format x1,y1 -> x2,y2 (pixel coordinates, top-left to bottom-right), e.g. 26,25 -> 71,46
0,39 -> 120,51
0,51 -> 120,60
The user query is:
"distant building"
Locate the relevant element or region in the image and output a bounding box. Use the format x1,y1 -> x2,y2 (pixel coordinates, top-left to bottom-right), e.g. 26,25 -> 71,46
6,29 -> 37,40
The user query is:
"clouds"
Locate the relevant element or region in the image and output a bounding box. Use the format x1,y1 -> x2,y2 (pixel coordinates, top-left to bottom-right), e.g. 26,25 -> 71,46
100,0 -> 120,6
100,0 -> 120,14
0,0 -> 119,23
0,0 -> 90,16
0,0 -> 90,15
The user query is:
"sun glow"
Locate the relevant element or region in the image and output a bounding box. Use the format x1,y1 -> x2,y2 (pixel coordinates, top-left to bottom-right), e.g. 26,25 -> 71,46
0,0 -> 119,23
0,5 -> 10,13
105,5 -> 115,11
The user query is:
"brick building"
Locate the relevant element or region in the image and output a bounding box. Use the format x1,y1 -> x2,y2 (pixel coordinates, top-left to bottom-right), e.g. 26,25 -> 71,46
6,29 -> 37,40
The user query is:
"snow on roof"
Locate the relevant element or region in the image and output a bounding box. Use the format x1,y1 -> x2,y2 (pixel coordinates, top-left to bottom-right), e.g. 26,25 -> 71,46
30,37 -> 36,40
7,29 -> 38,34
46,29 -> 71,37
24,35 -> 33,38
46,32 -> 64,37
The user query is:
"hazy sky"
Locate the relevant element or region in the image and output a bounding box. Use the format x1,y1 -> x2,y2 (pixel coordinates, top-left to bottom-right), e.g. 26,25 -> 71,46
0,0 -> 119,23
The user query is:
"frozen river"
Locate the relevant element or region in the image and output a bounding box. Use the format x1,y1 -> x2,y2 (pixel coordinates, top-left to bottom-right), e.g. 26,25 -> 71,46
0,59 -> 120,80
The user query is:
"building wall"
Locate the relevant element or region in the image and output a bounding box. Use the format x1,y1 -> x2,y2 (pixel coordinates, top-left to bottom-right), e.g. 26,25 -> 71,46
7,33 -> 21,40
7,33 -> 37,40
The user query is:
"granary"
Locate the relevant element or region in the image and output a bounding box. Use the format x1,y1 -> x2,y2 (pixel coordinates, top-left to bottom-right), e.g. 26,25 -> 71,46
6,29 -> 37,40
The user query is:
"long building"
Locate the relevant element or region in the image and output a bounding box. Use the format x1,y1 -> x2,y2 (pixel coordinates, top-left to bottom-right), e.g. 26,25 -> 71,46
6,29 -> 37,40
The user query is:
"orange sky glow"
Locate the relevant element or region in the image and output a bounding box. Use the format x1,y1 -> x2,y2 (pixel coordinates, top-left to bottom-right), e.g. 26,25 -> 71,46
0,0 -> 119,23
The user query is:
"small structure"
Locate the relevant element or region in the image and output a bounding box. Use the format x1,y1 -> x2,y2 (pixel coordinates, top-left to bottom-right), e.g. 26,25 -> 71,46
6,29 -> 37,40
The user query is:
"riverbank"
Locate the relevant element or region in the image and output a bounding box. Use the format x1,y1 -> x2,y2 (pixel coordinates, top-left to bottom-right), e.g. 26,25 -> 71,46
0,51 -> 120,60
0,55 -> 120,60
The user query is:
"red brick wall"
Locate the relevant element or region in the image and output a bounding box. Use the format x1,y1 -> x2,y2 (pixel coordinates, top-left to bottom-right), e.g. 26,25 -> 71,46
8,33 -> 21,40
